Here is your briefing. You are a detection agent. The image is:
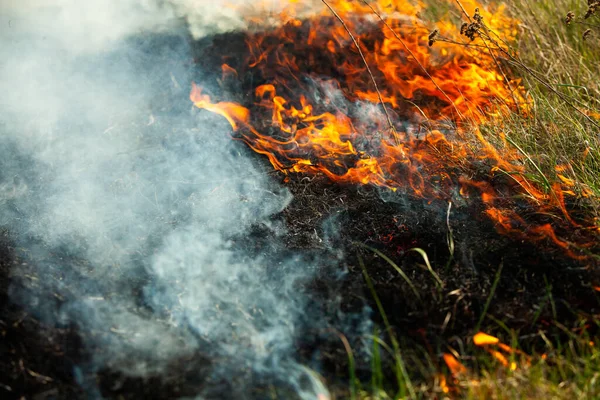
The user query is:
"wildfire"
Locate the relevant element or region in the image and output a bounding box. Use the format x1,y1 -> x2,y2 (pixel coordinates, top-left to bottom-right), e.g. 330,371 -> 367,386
473,331 -> 526,370
190,0 -> 596,256
440,332 -> 528,394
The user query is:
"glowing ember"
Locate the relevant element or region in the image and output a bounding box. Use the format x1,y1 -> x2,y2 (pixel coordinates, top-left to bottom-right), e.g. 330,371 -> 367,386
473,332 -> 500,346
473,331 -> 529,370
490,349 -> 509,366
438,374 -> 450,393
442,353 -> 468,376
190,0 -> 597,256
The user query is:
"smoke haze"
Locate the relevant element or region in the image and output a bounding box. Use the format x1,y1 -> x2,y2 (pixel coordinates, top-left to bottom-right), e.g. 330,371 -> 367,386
0,0 -> 344,398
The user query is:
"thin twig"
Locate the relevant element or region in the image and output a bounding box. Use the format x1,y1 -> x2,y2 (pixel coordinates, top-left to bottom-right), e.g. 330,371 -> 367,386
453,0 -> 600,128
498,47 -> 599,128
320,0 -> 402,147
476,29 -> 522,112
360,0 -> 465,121
574,20 -> 600,28
453,0 -> 473,22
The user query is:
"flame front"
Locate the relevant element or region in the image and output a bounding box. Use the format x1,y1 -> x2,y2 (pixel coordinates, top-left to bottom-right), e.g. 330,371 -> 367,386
190,0 -> 597,256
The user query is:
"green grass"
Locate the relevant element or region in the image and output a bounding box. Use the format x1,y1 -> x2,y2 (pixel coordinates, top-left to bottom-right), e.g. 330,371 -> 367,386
344,251 -> 600,399
335,0 -> 600,398
483,0 -> 600,215
462,330 -> 600,399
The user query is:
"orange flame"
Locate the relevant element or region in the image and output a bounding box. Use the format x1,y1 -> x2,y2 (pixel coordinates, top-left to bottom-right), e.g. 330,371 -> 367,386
189,0 -> 597,257
473,331 -> 529,370
190,83 -> 250,130
438,374 -> 450,393
443,352 -> 468,376
221,63 -> 238,81
489,350 -> 509,367
473,332 -> 500,346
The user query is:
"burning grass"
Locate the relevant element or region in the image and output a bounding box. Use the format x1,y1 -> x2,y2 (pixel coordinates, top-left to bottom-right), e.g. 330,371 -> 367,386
190,0 -> 600,260
1,0 -> 600,399
188,0 -> 600,397
272,171 -> 600,399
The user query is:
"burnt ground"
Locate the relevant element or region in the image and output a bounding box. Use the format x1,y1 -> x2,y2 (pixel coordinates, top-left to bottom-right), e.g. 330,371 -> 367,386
2,172 -> 600,399
2,30 -> 600,399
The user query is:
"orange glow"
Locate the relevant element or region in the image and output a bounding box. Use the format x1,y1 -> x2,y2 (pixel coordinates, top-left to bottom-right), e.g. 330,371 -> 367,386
189,0 -> 597,257
221,63 -> 238,81
556,166 -> 575,187
190,83 -> 250,130
443,353 -> 468,376
438,374 -> 450,393
490,350 -> 509,367
473,332 -> 500,346
473,331 -> 530,371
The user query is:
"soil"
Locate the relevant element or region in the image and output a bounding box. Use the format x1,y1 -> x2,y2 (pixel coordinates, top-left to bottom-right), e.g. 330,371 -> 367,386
2,172 -> 599,398
2,29 -> 600,399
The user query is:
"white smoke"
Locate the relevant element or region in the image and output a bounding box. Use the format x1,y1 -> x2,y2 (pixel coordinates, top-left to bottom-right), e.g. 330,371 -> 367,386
0,0 -> 337,398
0,0 -> 324,53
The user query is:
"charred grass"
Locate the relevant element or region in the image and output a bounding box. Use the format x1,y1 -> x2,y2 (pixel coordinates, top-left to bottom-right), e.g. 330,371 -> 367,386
336,0 -> 600,398
1,0 -> 600,399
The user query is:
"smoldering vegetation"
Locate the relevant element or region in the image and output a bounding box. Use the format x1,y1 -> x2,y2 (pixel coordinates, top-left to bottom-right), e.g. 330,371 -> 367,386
1,1 -> 600,399
0,1 -> 358,398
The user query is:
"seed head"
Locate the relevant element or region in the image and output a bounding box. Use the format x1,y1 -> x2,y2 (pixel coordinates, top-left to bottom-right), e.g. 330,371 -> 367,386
473,8 -> 483,23
585,2 -> 599,19
460,22 -> 469,35
428,29 -> 438,47
565,11 -> 575,25
460,22 -> 480,41
583,28 -> 592,41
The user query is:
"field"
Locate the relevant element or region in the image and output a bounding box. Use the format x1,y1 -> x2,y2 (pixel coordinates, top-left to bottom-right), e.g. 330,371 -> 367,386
0,0 -> 599,399
343,0 -> 600,397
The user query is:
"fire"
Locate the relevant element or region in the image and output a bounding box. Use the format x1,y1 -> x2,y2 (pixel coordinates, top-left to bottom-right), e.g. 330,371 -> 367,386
473,331 -> 529,370
473,332 -> 500,346
190,0 -> 597,256
442,352 -> 468,377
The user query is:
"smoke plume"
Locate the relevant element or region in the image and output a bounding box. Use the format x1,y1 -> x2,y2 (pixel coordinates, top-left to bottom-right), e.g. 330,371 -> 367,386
0,0 -> 342,398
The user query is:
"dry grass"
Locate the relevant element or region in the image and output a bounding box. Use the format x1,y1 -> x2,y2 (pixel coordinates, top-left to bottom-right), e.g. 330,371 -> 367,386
338,0 -> 600,398
483,0 -> 600,215
441,0 -> 600,211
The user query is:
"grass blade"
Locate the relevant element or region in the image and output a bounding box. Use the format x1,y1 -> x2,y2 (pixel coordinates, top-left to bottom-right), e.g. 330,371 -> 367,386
359,254 -> 417,399
476,261 -> 504,332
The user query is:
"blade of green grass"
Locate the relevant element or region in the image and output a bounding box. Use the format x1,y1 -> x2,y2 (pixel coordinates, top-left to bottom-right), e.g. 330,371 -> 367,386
358,254 -> 417,399
475,261 -> 504,332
